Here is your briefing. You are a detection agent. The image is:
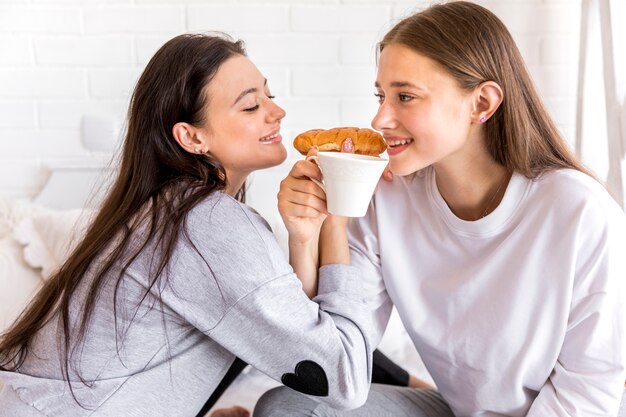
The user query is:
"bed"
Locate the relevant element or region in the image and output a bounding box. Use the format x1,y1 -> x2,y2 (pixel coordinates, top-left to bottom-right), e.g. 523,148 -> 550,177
0,150 -> 431,415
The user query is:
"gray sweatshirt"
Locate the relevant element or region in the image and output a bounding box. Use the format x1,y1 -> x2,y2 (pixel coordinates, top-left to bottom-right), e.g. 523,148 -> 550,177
0,192 -> 374,416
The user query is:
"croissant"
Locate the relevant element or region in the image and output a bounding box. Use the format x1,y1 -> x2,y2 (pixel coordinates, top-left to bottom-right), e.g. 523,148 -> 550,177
293,127 -> 386,157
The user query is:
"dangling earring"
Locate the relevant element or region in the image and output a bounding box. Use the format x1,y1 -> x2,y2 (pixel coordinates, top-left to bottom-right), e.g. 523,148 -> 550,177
480,116 -> 488,123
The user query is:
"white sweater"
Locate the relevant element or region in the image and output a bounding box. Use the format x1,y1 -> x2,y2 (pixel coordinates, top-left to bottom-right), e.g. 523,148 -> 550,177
349,167 -> 626,417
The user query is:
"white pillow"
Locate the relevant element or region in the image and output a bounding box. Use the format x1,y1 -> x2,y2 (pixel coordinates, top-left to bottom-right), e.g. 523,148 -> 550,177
13,208 -> 92,280
0,236 -> 42,332
0,196 -> 42,239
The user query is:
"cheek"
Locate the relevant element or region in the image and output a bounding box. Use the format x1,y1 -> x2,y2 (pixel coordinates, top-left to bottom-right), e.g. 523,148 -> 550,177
429,100 -> 468,137
210,121 -> 259,155
400,106 -> 435,138
236,117 -> 265,140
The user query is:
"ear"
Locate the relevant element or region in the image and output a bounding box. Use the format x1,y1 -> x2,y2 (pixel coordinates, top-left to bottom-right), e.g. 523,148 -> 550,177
472,81 -> 503,124
172,122 -> 209,154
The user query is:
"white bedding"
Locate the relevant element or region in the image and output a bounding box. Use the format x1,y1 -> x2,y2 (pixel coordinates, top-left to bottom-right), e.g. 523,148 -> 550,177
0,165 -> 431,414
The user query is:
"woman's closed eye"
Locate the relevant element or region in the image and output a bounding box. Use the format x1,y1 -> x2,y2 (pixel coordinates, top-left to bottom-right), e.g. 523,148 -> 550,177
243,95 -> 276,112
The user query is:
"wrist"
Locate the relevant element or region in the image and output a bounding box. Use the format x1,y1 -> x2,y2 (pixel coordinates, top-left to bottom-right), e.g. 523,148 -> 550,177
320,216 -> 349,239
289,234 -> 320,299
319,216 -> 350,266
322,215 -> 349,228
288,228 -> 321,249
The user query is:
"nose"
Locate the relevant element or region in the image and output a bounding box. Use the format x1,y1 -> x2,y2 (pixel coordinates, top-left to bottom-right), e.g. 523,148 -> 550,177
371,100 -> 395,132
267,99 -> 286,122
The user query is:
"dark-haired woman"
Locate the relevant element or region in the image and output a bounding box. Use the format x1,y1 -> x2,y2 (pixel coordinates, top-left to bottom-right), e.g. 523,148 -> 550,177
0,34 -> 376,416
264,1 -> 626,416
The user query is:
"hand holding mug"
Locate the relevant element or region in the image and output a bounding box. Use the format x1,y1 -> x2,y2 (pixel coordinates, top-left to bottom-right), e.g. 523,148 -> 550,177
277,147 -> 328,245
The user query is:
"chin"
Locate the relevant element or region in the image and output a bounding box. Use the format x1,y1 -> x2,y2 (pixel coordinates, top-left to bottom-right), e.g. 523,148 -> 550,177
389,161 -> 418,177
272,145 -> 288,165
389,153 -> 432,177
260,146 -> 288,169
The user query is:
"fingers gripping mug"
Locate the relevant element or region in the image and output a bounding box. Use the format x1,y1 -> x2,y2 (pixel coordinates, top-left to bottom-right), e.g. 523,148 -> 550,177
306,152 -> 388,217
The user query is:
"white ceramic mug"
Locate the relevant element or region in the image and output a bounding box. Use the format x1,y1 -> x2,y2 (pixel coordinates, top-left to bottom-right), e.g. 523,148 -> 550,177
307,152 -> 388,217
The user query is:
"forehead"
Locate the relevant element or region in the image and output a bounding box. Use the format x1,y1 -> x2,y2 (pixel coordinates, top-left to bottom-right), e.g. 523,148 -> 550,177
376,43 -> 455,89
206,55 -> 265,100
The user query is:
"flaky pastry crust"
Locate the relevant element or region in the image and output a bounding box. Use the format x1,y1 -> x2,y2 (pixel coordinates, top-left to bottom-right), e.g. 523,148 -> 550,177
293,127 -> 386,156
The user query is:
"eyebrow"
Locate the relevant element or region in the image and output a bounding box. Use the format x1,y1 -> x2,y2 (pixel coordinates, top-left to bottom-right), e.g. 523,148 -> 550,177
233,78 -> 268,106
374,81 -> 427,91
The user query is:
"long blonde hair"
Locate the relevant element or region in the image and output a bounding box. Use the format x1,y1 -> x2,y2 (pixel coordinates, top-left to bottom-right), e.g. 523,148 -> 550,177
380,1 -> 590,178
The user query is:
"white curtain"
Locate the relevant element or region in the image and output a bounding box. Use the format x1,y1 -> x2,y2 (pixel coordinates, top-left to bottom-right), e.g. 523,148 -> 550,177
576,0 -> 626,208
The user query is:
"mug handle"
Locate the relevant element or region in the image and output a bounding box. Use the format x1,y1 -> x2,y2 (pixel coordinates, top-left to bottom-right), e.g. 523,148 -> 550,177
305,155 -> 325,191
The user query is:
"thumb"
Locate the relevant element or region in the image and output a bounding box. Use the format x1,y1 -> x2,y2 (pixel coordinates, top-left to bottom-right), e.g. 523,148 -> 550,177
306,145 -> 318,159
383,166 -> 393,182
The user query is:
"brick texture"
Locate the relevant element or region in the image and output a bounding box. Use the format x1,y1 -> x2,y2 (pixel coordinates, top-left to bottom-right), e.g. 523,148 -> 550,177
0,0 -> 599,197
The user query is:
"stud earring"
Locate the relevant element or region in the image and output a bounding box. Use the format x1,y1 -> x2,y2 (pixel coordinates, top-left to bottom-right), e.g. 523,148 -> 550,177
480,116 -> 488,123
194,147 -> 203,154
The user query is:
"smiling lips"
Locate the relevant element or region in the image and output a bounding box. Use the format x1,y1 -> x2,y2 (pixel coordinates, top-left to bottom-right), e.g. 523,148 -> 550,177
384,136 -> 414,156
385,137 -> 414,147
259,130 -> 282,143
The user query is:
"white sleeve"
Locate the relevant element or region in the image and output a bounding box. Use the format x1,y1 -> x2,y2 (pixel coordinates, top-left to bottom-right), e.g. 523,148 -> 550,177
347,199 -> 394,349
526,204 -> 626,416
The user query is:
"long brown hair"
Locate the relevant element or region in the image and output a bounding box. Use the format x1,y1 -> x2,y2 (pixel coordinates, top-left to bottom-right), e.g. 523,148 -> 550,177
0,34 -> 246,388
380,1 -> 590,178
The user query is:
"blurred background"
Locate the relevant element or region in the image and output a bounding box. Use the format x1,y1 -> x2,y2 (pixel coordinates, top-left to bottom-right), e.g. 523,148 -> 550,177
0,0 -> 624,205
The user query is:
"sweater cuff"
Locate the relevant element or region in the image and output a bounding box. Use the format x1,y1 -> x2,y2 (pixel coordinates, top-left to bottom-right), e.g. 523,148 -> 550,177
317,264 -> 363,296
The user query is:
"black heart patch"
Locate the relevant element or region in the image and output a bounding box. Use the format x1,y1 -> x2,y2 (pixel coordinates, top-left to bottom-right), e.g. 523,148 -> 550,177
281,360 -> 329,396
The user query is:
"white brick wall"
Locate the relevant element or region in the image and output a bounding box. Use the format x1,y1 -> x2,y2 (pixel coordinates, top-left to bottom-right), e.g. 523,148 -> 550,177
290,5 -> 389,33
34,36 -> 133,66
0,69 -> 86,97
0,102 -> 36,128
83,6 -> 185,34
0,0 -> 594,198
0,7 -> 82,34
187,6 -> 290,33
0,38 -> 32,66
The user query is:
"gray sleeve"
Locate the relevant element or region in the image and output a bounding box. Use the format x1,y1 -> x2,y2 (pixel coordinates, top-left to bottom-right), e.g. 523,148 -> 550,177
347,200 -> 394,349
210,265 -> 373,410
157,195 -> 374,410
